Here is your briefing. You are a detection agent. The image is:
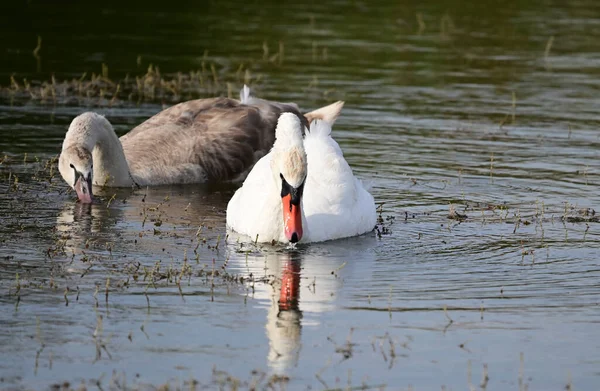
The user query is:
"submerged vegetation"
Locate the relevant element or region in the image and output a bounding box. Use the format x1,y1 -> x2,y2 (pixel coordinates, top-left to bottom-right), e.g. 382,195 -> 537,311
0,37 -> 339,108
2,61 -> 262,106
1,151 -> 596,316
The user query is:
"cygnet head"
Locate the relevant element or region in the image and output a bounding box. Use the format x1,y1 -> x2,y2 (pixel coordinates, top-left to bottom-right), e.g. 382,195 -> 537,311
59,145 -> 93,203
58,112 -> 110,203
270,113 -> 307,243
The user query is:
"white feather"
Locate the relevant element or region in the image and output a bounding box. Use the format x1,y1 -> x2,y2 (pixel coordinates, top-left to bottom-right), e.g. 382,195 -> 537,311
240,84 -> 251,104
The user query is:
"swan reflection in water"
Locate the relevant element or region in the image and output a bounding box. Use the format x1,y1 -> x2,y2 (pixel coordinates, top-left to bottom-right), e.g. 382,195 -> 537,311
55,200 -> 123,256
265,252 -> 304,371
55,185 -> 231,257
237,238 -> 376,373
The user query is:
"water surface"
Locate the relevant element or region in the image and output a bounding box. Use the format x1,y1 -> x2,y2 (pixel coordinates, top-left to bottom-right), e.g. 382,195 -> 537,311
1,1 -> 600,390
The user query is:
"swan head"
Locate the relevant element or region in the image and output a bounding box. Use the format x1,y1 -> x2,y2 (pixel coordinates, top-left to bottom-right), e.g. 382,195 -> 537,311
58,113 -> 110,203
271,113 -> 307,243
59,145 -> 93,203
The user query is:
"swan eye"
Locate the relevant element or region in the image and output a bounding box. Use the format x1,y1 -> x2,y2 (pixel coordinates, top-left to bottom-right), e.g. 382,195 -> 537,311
280,176 -> 290,198
280,174 -> 305,206
70,165 -> 82,186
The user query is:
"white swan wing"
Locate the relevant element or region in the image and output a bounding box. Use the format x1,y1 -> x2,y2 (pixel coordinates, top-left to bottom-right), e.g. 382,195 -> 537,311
303,120 -> 376,242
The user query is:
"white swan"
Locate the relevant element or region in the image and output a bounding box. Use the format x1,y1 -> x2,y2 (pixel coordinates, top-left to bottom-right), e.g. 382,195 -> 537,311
226,111 -> 376,243
58,86 -> 342,203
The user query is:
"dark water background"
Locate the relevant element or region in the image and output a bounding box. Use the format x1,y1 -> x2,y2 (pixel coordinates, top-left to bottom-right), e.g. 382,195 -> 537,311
1,0 -> 600,390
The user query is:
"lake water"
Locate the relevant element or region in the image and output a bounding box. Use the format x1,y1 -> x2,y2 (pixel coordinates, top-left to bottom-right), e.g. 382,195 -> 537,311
1,1 -> 600,390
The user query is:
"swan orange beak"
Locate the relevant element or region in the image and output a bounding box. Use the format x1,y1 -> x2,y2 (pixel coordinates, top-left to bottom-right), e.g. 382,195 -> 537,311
282,193 -> 303,243
74,174 -> 93,203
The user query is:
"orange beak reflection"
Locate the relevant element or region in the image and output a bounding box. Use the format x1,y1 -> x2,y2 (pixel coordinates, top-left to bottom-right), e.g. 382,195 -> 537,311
278,259 -> 301,310
282,193 -> 303,243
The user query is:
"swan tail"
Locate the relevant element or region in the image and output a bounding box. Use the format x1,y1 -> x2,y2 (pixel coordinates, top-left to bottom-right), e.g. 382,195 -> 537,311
304,101 -> 344,126
240,84 -> 251,104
